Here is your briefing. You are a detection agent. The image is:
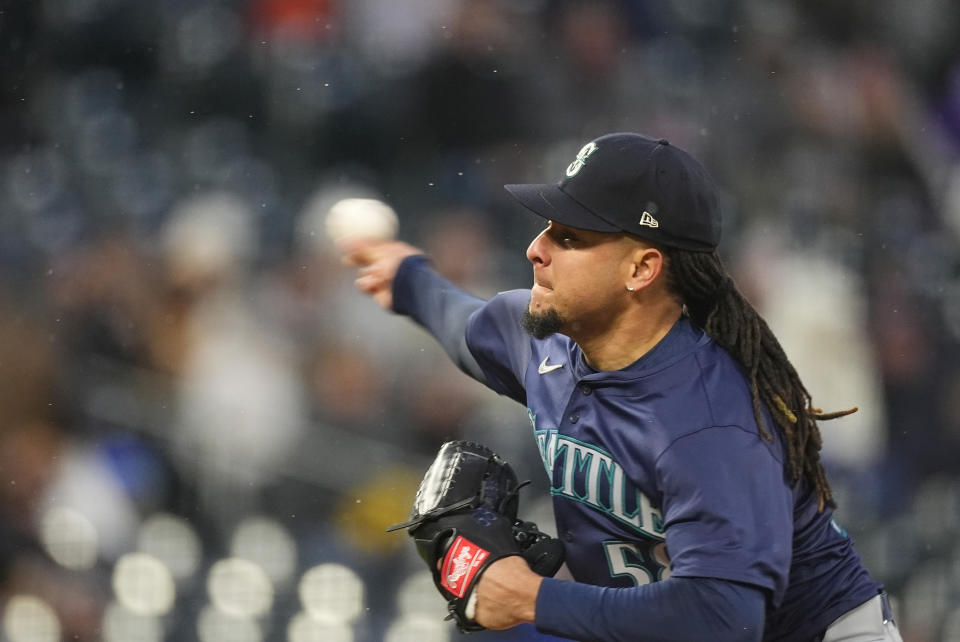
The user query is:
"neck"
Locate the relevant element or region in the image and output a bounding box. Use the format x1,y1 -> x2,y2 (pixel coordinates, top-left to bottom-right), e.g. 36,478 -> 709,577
573,300 -> 683,371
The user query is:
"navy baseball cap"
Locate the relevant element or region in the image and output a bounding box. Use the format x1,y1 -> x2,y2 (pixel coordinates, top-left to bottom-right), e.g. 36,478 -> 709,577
505,133 -> 721,252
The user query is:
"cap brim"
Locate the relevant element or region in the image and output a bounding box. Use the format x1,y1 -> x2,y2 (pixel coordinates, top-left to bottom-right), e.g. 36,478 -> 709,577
504,183 -> 622,233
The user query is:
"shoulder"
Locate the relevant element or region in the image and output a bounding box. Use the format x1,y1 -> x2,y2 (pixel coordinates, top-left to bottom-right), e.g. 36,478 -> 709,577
631,335 -> 781,450
692,340 -> 754,401
680,340 -> 786,462
625,334 -> 753,420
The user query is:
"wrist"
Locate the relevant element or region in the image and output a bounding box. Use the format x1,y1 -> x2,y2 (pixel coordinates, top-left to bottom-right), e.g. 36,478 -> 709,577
515,572 -> 543,623
505,556 -> 543,623
475,555 -> 544,629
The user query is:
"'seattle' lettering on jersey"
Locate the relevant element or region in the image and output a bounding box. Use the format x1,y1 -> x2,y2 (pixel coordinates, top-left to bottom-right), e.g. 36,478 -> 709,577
461,290 -> 880,640
532,428 -> 665,540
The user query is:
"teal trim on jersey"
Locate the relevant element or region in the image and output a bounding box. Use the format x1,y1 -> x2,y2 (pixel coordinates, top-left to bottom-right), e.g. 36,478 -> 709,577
830,519 -> 849,538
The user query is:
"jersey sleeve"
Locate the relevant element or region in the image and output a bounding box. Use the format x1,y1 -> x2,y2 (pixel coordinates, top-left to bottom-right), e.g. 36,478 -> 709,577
392,255 -> 533,402
463,289 -> 533,404
391,254 -> 488,381
656,424 -> 793,605
535,575 -> 765,642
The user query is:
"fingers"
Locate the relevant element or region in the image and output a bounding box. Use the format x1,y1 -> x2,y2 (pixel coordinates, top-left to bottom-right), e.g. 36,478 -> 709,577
354,268 -> 387,294
338,238 -> 421,273
371,289 -> 393,310
354,270 -> 394,310
353,273 -> 378,294
335,239 -> 423,310
338,238 -> 382,267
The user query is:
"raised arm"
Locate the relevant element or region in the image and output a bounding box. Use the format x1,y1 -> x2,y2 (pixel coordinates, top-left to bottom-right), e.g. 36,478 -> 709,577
339,239 -> 487,381
340,238 -> 423,310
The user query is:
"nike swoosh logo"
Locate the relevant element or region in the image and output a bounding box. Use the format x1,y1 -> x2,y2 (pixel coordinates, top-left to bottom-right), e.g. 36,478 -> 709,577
538,357 -> 565,375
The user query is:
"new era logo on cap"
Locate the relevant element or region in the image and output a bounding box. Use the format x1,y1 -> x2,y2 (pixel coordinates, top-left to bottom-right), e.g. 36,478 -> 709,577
639,211 -> 659,228
505,133 -> 722,252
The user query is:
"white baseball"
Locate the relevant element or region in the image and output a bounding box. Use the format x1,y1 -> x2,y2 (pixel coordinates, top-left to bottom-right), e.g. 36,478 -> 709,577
324,198 -> 399,242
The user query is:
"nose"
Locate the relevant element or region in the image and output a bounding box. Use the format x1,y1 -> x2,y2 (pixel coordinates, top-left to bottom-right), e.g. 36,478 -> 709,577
526,228 -> 550,266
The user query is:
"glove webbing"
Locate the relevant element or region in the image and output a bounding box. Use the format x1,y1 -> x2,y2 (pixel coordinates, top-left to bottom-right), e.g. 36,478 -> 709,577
386,480 -> 530,532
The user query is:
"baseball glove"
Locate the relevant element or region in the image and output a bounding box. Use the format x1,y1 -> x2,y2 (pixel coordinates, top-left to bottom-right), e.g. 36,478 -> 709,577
387,440 -> 565,632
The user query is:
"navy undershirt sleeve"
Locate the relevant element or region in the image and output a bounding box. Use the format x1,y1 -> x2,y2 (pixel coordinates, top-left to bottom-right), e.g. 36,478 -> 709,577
391,254 -> 487,381
535,576 -> 765,642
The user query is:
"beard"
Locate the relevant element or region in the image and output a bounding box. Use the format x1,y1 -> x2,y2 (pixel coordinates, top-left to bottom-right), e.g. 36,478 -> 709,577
522,308 -> 565,339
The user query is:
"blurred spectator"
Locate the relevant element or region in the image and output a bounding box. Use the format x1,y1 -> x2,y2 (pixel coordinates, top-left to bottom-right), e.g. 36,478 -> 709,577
407,0 -> 530,152
0,313 -> 106,640
738,225 -> 886,471
161,192 -> 308,527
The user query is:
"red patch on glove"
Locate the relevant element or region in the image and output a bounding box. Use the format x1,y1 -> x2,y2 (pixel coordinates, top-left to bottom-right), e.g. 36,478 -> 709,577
441,536 -> 490,598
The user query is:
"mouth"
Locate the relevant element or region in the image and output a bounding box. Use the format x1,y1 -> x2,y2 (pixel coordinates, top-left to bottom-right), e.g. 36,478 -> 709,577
531,283 -> 553,299
530,281 -> 552,311
532,275 -> 553,291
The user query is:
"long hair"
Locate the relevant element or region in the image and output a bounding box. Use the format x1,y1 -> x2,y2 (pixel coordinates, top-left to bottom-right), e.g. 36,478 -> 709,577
663,248 -> 855,510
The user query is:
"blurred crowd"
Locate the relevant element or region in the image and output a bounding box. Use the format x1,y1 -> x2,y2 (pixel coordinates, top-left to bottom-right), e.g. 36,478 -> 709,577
1,0 -> 960,640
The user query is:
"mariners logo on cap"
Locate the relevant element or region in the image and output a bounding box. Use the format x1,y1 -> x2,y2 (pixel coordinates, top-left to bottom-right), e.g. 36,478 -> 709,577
566,142 -> 598,177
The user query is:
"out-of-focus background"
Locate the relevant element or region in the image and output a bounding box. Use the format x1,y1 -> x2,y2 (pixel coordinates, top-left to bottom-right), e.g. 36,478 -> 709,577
1,0 -> 960,640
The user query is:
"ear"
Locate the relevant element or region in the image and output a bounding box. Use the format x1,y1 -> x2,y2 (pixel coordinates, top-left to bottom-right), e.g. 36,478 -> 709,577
625,246 -> 665,293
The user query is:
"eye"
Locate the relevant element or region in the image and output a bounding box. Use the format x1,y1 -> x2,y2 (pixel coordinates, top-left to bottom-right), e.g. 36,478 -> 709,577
549,227 -> 579,247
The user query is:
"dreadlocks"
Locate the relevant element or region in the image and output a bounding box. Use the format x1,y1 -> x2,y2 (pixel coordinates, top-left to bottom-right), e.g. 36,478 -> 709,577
663,248 -> 856,510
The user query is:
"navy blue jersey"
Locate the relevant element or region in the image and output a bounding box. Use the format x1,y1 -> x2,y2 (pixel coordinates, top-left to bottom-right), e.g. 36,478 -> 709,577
463,289 -> 880,640
391,256 -> 881,640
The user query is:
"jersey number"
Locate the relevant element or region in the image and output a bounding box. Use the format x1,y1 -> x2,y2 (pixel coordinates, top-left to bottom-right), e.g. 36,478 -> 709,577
602,540 -> 672,586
